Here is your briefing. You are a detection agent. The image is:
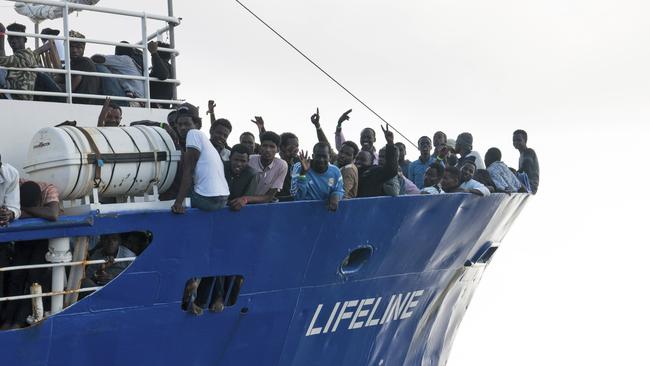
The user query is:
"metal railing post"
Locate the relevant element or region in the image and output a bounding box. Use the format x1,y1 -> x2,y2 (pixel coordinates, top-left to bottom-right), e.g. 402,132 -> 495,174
34,23 -> 40,48
46,237 -> 72,315
141,14 -> 151,109
62,0 -> 72,104
168,0 -> 177,100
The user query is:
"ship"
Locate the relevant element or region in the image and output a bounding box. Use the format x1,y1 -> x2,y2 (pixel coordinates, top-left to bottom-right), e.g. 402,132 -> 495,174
0,1 -> 530,365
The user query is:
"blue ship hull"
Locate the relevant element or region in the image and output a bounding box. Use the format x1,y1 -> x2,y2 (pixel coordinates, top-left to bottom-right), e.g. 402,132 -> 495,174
0,193 -> 528,366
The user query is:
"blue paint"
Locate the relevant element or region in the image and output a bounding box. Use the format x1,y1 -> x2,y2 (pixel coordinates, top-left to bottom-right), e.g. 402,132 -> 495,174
0,193 -> 529,365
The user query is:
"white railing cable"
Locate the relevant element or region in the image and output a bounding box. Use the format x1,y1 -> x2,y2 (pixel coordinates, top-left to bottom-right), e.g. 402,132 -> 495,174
0,65 -> 181,83
0,257 -> 137,272
0,287 -> 101,303
0,89 -> 183,104
4,31 -> 181,55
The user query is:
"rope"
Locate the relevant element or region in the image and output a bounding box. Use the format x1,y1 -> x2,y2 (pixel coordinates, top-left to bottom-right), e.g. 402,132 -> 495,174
234,0 -> 418,149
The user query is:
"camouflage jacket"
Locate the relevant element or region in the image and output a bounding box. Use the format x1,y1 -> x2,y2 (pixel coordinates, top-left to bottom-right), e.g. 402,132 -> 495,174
0,48 -> 37,100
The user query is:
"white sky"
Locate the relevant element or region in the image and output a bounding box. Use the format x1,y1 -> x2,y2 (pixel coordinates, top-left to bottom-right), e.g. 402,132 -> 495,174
3,0 -> 650,364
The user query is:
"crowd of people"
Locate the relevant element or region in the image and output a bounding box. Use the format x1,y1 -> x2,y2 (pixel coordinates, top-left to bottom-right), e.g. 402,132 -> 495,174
0,22 -> 174,107
158,102 -> 539,217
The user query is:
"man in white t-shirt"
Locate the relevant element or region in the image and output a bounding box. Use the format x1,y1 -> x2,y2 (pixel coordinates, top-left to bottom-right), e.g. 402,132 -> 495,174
171,104 -> 230,213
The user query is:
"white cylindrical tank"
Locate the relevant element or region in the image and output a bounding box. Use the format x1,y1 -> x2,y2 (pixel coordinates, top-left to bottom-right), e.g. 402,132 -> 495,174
24,126 -> 181,200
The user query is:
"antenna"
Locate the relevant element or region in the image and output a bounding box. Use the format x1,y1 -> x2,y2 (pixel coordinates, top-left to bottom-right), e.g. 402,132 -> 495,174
234,0 -> 418,149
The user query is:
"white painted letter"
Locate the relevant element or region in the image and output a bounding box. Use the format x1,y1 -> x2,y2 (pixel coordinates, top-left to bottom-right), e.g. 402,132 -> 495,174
381,292 -> 412,324
331,300 -> 359,332
365,297 -> 382,327
323,302 -> 341,333
401,290 -> 425,319
306,304 -> 324,336
349,298 -> 374,329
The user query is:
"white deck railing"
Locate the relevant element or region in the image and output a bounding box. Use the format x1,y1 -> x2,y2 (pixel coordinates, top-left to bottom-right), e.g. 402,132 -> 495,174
1,0 -> 182,107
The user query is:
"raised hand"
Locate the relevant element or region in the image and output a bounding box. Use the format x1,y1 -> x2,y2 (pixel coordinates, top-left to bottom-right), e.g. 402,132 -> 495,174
380,123 -> 394,144
147,41 -> 158,54
298,150 -> 311,174
207,100 -> 216,114
310,108 -> 320,128
97,97 -> 112,127
251,116 -> 265,132
337,109 -> 352,127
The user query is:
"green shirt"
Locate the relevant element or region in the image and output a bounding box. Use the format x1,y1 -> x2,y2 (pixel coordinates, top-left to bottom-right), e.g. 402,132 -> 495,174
0,48 -> 37,100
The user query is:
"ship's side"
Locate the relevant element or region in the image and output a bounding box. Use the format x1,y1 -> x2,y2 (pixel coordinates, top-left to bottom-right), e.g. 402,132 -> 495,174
0,193 -> 528,366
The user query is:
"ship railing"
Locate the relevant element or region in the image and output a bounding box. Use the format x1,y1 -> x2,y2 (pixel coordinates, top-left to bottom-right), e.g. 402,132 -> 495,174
0,236 -> 137,325
1,0 -> 182,108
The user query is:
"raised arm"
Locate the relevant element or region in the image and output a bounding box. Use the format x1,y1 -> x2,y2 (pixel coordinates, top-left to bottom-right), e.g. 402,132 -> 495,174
97,97 -> 111,127
290,150 -> 311,200
148,41 -> 169,80
377,124 -> 398,181
334,109 -> 352,151
310,108 -> 330,144
251,116 -> 266,141
207,100 -> 217,125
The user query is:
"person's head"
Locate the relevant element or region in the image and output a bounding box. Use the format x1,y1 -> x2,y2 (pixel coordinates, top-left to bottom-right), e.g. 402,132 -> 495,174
279,132 -> 299,160
115,41 -> 134,57
99,233 -> 121,256
360,128 -> 376,150
229,144 -> 250,176
40,28 -> 60,42
513,129 -> 528,151
395,142 -> 407,162
338,141 -> 359,167
6,23 -> 27,52
68,30 -> 86,59
484,147 -> 502,167
418,136 -> 432,156
20,181 -> 42,208
424,163 -> 445,187
175,103 -> 201,142
209,118 -> 232,150
239,132 -> 256,154
445,138 -> 456,154
312,142 -> 331,174
455,132 -> 473,155
460,161 -> 476,183
433,131 -> 447,148
104,103 -> 123,127
441,166 -> 461,191
355,150 -> 373,169
259,131 -> 281,162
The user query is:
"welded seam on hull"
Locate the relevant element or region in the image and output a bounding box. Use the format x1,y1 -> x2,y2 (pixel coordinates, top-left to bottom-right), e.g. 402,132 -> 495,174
275,223 -> 327,365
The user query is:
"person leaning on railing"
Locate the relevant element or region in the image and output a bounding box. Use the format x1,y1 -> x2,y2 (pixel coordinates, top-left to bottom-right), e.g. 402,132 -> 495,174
0,22 -> 37,100
53,30 -> 101,105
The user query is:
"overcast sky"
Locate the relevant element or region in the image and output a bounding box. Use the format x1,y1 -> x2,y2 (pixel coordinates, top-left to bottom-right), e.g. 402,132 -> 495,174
2,0 -> 649,365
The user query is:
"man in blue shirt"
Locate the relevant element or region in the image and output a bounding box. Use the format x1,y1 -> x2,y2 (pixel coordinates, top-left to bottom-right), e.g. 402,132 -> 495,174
291,142 -> 344,211
407,136 -> 437,189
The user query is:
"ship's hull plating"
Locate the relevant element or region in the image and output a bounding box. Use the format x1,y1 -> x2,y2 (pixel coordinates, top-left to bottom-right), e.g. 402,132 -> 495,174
0,193 -> 528,366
